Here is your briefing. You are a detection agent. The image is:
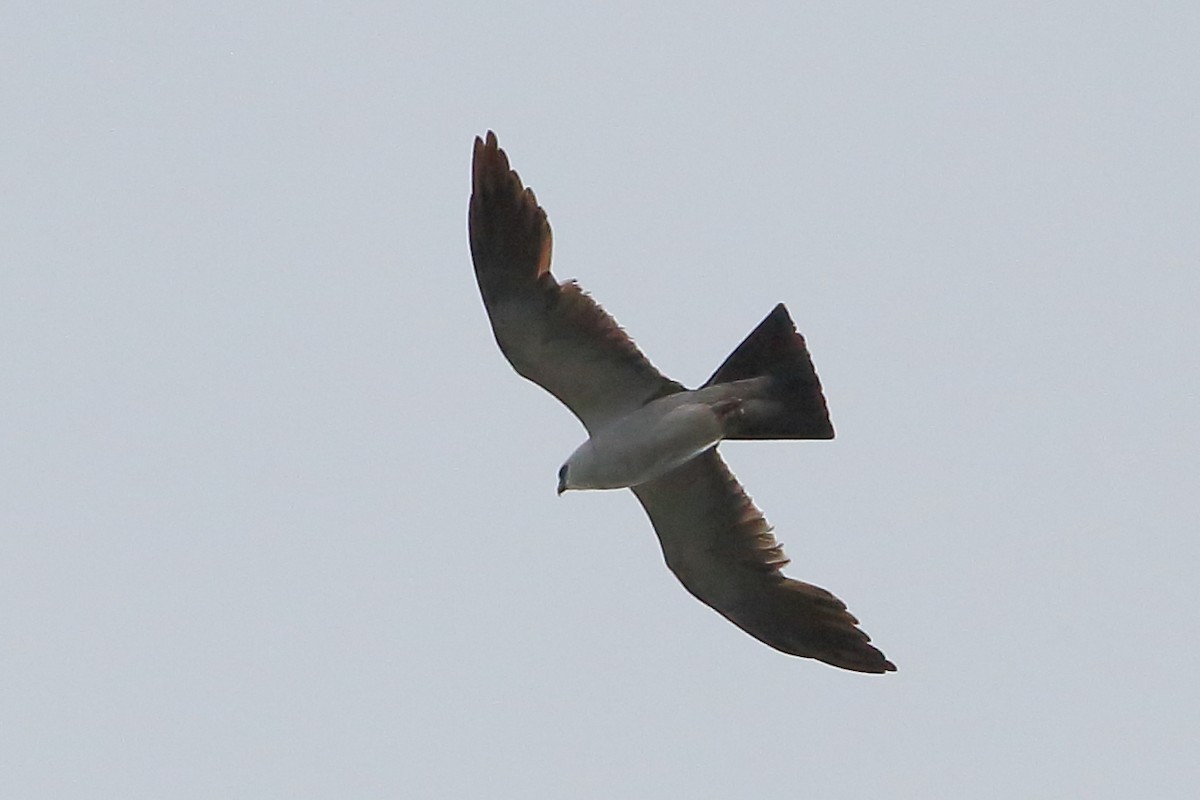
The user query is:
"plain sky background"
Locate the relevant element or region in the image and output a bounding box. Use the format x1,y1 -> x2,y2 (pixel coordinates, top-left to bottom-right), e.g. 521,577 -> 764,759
3,3 -> 1198,798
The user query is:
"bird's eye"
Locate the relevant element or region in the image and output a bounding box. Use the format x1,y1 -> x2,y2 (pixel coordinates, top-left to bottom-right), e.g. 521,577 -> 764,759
558,464 -> 568,481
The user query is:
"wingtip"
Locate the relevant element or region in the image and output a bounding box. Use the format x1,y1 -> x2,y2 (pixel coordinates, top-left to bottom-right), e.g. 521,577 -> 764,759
742,579 -> 896,674
472,130 -> 511,192
468,130 -> 555,295
822,645 -> 897,674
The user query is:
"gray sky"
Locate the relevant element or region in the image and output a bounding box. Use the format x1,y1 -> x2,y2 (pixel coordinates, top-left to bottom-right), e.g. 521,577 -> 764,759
3,3 -> 1198,798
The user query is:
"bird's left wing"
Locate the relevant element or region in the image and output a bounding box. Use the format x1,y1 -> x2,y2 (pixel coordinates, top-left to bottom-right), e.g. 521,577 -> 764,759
632,449 -> 895,673
469,132 -> 682,432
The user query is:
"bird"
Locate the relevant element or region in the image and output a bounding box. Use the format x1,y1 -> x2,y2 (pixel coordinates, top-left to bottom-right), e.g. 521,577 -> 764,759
467,131 -> 894,673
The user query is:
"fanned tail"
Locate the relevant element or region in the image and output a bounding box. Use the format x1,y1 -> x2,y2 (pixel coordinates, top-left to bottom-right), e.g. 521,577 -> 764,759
702,304 -> 834,440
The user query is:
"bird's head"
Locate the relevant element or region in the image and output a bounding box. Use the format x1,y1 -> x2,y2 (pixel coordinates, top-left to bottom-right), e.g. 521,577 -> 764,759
556,463 -> 569,496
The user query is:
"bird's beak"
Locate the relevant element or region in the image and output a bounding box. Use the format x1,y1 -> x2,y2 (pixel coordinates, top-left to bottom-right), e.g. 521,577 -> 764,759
556,481 -> 566,496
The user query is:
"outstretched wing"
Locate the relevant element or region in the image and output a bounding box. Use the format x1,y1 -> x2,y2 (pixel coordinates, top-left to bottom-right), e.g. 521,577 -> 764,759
468,131 -> 682,432
632,449 -> 895,673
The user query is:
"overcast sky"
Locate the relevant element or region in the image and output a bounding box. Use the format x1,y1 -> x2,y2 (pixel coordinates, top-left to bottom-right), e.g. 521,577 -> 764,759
3,3 -> 1198,798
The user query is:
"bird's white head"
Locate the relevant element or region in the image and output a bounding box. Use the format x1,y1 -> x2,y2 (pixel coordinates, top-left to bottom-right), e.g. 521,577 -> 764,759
557,439 -> 607,494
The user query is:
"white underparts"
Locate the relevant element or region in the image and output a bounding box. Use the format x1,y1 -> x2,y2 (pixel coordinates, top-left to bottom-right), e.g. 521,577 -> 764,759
561,387 -> 755,490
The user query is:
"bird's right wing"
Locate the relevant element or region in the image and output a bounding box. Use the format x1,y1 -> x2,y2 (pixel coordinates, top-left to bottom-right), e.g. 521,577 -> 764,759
632,449 -> 895,673
469,132 -> 682,433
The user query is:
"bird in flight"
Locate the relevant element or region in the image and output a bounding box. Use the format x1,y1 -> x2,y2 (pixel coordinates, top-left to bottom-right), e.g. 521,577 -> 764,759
468,131 -> 894,673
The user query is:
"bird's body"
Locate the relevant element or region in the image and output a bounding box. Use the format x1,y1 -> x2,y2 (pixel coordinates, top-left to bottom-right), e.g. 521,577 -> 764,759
560,387 -> 739,491
468,131 -> 895,673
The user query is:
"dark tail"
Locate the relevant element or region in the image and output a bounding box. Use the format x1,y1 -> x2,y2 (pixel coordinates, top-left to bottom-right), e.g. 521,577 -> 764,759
702,303 -> 835,440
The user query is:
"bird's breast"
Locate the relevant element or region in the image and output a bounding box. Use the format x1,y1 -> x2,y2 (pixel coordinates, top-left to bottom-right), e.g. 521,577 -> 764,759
566,398 -> 727,490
